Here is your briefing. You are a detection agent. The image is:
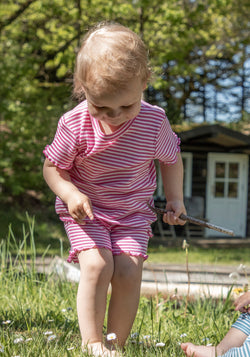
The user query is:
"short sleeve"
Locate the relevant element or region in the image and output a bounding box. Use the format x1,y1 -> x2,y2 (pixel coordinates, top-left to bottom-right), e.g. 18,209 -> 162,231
43,116 -> 79,170
155,116 -> 181,165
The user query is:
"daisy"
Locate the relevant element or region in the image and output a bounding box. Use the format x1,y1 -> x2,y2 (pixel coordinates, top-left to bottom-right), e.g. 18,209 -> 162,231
107,333 -> 117,341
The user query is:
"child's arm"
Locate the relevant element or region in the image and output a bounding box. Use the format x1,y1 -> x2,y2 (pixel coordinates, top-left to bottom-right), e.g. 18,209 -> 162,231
43,158 -> 94,223
160,153 -> 186,225
234,291 -> 250,313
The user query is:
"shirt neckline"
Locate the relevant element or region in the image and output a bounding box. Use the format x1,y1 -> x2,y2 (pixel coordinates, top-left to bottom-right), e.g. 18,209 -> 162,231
91,115 -> 136,140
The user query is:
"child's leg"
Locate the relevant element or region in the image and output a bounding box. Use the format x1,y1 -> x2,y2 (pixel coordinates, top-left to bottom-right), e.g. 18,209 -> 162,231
107,254 -> 144,347
77,248 -> 114,346
181,328 -> 247,357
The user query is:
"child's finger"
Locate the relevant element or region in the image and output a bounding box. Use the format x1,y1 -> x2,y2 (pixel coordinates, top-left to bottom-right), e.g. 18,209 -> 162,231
83,201 -> 94,220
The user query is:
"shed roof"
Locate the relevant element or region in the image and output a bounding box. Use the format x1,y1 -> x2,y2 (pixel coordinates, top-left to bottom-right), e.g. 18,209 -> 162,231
178,124 -> 250,154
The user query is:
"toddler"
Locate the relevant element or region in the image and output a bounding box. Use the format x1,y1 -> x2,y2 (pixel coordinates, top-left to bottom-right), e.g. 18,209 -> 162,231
43,22 -> 186,356
181,291 -> 250,357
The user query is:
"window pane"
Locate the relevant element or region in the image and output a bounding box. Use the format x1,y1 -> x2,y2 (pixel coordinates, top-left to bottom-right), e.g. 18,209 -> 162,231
228,182 -> 238,198
215,182 -> 224,197
229,163 -> 239,179
216,163 -> 225,178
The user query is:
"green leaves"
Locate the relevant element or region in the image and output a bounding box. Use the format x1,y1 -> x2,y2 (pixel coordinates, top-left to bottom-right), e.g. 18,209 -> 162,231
0,0 -> 249,198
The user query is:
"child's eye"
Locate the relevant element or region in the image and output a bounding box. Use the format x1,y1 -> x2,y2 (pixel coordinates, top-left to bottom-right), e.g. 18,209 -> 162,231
94,105 -> 105,110
122,104 -> 133,109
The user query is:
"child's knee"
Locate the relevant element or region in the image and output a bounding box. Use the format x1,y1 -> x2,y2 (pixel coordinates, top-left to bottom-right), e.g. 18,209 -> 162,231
79,249 -> 114,283
112,256 -> 143,289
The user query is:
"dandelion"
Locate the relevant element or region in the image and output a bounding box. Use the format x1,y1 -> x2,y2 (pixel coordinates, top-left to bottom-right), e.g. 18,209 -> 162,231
14,337 -> 24,344
107,333 -> 117,341
47,335 -> 57,342
182,240 -> 189,249
233,287 -> 244,295
0,344 -> 4,352
155,342 -> 165,347
180,333 -> 187,338
237,264 -> 246,273
2,320 -> 11,325
229,272 -> 240,281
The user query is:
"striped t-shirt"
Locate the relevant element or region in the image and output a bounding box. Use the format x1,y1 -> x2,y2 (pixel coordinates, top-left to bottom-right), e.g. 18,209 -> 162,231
44,100 -> 180,228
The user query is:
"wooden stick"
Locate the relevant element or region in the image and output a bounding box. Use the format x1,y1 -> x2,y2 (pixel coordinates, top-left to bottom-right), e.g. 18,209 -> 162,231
147,203 -> 235,236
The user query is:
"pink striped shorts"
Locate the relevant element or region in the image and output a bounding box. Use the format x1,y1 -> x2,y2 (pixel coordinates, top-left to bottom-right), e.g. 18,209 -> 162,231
63,218 -> 152,264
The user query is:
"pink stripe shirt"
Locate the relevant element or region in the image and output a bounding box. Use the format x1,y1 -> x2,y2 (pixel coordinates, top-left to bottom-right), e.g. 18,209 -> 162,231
43,100 -> 180,228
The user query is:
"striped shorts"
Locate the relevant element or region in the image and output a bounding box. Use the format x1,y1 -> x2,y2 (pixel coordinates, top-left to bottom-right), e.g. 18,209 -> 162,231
221,313 -> 250,357
63,218 -> 152,264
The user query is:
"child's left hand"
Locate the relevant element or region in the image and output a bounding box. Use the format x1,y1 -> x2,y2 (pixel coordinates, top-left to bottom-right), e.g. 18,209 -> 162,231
163,200 -> 186,226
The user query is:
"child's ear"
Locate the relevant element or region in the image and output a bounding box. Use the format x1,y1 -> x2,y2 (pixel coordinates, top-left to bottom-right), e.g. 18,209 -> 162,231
143,81 -> 148,91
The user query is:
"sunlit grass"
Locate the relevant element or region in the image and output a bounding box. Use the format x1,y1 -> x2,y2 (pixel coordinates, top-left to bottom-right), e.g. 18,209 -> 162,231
148,245 -> 250,266
0,216 -> 243,356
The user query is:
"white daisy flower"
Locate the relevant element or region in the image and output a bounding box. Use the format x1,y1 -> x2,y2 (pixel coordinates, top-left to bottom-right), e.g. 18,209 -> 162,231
2,320 -> 11,325
44,331 -> 53,335
107,333 -> 117,341
14,337 -> 24,344
47,335 -> 56,342
25,338 -> 33,342
155,342 -> 165,347
180,333 -> 187,338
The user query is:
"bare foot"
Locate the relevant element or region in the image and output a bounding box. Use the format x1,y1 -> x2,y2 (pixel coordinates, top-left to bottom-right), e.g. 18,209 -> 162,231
82,342 -> 113,356
82,342 -> 123,356
181,343 -> 216,357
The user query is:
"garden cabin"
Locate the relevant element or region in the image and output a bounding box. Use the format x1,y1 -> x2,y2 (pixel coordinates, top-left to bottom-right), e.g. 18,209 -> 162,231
155,124 -> 250,238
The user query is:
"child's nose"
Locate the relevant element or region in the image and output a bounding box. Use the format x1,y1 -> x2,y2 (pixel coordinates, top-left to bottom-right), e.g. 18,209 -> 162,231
107,109 -> 121,118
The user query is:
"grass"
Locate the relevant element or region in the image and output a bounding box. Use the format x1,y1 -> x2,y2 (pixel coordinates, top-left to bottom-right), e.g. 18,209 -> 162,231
147,245 -> 250,266
0,214 -> 246,356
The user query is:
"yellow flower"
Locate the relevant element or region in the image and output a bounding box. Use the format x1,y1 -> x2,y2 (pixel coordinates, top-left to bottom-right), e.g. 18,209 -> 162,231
233,287 -> 243,295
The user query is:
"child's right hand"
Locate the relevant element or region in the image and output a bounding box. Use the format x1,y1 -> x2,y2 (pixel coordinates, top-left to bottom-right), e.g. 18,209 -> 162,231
67,191 -> 94,223
234,291 -> 250,313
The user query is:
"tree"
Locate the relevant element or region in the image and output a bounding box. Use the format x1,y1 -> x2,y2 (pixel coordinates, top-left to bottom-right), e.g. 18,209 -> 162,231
0,0 -> 249,199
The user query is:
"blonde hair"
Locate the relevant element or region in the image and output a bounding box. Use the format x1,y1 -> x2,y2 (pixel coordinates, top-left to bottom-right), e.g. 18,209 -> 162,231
73,22 -> 151,100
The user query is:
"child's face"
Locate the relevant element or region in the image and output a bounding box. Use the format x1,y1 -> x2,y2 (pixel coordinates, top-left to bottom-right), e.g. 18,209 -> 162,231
84,78 -> 146,129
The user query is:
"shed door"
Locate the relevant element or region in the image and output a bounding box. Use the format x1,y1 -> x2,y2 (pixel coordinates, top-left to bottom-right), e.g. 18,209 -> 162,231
206,153 -> 248,237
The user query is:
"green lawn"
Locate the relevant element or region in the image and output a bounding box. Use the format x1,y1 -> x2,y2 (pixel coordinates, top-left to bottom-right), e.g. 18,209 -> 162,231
0,227 -> 240,356
0,201 -> 249,356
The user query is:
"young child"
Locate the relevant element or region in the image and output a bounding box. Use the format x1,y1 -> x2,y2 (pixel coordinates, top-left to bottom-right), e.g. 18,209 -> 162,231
43,22 -> 186,356
181,291 -> 250,357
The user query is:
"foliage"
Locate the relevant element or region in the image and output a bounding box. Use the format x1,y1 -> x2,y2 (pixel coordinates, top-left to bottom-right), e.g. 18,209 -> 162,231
0,221 -> 240,356
0,0 -> 249,199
